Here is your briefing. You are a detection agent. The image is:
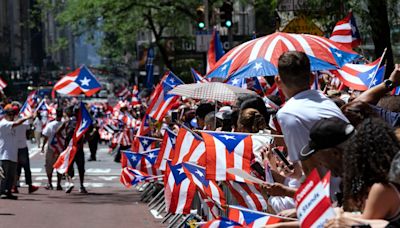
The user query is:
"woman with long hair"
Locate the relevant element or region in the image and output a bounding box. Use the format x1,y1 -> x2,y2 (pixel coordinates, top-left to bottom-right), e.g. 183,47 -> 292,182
342,117 -> 400,221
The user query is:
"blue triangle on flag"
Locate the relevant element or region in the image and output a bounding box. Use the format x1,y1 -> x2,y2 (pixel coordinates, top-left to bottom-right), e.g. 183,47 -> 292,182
162,71 -> 183,100
144,149 -> 159,164
226,77 -> 246,88
125,152 -> 142,168
330,47 -> 360,67
207,60 -> 232,79
358,65 -> 385,88
76,65 -> 101,89
208,132 -> 249,154
241,209 -> 268,224
168,162 -> 187,185
307,55 -> 337,71
183,163 -> 209,187
229,58 -> 277,79
166,129 -> 177,149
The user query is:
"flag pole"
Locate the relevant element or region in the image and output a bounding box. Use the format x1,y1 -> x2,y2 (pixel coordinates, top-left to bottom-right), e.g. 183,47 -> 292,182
226,205 -> 298,221
368,48 -> 387,88
198,129 -> 284,138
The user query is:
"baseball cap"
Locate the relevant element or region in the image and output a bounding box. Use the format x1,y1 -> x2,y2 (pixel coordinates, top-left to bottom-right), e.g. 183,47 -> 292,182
300,117 -> 355,161
216,106 -> 232,120
4,104 -> 15,115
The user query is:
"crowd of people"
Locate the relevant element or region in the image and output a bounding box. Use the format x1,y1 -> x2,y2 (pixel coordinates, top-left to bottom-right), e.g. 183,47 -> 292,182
1,51 -> 400,227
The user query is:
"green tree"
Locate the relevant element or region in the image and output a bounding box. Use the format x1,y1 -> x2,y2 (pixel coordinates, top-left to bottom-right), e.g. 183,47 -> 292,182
36,0 -> 229,73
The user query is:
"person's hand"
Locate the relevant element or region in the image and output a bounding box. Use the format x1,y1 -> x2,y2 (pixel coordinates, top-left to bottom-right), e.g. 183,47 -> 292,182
261,182 -> 294,197
278,208 -> 297,218
389,63 -> 400,86
261,145 -> 280,172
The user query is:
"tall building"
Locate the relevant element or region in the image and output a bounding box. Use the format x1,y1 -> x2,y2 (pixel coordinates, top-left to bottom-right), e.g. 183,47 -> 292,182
0,0 -> 75,72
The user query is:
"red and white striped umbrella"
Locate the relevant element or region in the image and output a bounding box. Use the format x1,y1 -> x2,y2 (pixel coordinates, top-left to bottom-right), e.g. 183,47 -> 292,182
208,32 -> 359,77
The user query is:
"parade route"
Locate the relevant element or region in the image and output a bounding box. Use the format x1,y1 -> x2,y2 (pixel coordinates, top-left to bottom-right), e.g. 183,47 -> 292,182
0,143 -> 163,228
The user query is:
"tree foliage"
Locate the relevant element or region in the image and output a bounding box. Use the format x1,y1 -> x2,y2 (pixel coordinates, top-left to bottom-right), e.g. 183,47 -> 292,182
37,0 -> 212,70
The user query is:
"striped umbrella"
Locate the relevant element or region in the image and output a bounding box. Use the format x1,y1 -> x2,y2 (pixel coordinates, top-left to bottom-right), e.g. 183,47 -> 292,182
207,32 -> 360,79
168,82 -> 256,103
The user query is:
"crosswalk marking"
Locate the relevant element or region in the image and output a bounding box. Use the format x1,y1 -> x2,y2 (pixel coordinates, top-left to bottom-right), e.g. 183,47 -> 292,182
98,176 -> 118,181
86,168 -> 111,173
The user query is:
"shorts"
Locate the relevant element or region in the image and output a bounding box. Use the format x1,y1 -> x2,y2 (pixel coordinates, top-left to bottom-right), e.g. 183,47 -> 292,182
45,148 -> 59,174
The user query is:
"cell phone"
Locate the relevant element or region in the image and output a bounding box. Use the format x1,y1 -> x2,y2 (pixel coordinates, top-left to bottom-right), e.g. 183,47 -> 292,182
272,147 -> 294,170
251,162 -> 265,179
351,225 -> 371,228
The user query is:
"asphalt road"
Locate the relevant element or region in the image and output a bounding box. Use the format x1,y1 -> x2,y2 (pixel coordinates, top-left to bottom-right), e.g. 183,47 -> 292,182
0,141 -> 163,228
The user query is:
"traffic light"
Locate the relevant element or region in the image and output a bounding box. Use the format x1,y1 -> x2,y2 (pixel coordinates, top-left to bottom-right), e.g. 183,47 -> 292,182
196,6 -> 206,30
220,1 -> 233,28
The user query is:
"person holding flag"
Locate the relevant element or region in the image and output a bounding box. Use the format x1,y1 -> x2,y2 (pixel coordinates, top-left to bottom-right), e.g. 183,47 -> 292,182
41,109 -> 64,190
0,104 -> 33,200
54,103 -> 92,194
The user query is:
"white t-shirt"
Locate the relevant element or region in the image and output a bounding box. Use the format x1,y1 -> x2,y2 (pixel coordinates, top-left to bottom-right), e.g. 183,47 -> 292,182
15,122 -> 29,149
0,119 -> 17,162
33,118 -> 43,132
42,120 -> 62,150
277,90 -> 348,162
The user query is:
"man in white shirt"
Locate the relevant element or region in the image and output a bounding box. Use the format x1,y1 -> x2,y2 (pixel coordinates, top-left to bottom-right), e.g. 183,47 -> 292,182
13,117 -> 39,194
0,104 -> 33,200
275,51 -> 348,179
41,109 -> 64,190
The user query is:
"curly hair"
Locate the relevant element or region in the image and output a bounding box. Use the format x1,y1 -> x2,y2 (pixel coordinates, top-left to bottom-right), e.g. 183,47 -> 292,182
343,117 -> 400,210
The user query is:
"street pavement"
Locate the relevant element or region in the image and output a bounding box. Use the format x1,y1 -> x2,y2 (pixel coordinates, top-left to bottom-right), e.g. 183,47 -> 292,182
0,141 -> 164,228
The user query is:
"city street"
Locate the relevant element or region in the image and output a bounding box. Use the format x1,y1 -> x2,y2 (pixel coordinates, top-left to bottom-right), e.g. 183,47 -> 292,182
0,142 -> 162,228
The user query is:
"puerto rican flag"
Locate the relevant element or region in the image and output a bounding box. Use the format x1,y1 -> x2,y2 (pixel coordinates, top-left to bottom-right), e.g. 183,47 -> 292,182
0,76 -> 7,90
226,77 -> 247,89
122,112 -> 136,128
228,205 -> 281,227
182,163 -> 226,209
116,86 -> 132,100
26,90 -> 38,107
131,85 -> 140,106
295,169 -> 336,228
139,149 -> 163,176
154,128 -> 177,171
164,161 -> 196,214
19,101 -> 33,118
120,167 -> 153,187
146,71 -> 183,122
207,30 -> 225,73
53,102 -> 93,173
132,135 -> 159,152
191,68 -> 209,83
330,11 -> 361,49
226,181 -> 268,211
50,133 -> 65,156
334,58 -> 384,91
122,150 -> 143,169
172,127 -> 206,165
53,65 -> 101,96
136,114 -> 151,136
201,217 -> 242,228
200,131 -> 256,181
35,99 -> 49,113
